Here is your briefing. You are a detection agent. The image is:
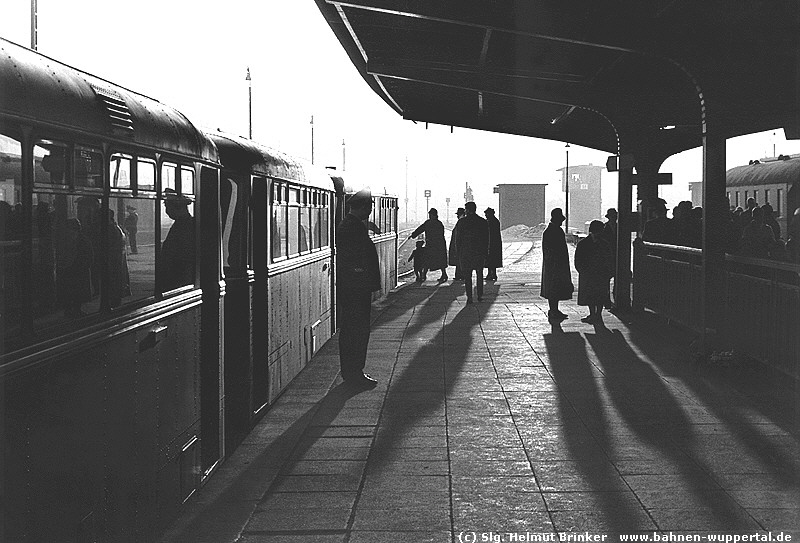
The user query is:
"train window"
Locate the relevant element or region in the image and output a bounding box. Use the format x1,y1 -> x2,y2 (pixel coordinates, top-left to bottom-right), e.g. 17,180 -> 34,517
320,199 -> 329,248
288,205 -> 299,255
311,206 -> 321,250
181,167 -> 195,195
32,192 -> 102,329
744,190 -> 749,202
777,189 -> 783,217
159,192 -> 196,292
272,202 -> 287,260
1,134 -> 23,340
300,206 -> 311,252
735,191 -> 740,207
753,190 -> 758,203
34,140 -> 70,186
110,196 -> 154,306
110,154 -> 132,189
162,163 -> 177,192
138,159 -> 156,191
764,189 -> 770,204
74,146 -> 103,189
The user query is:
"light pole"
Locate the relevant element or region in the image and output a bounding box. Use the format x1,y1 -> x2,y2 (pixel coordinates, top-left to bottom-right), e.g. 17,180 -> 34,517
424,189 -> 431,214
246,67 -> 252,139
342,139 -> 346,171
310,115 -> 315,164
404,155 -> 409,225
445,197 -> 450,225
31,0 -> 38,51
565,143 -> 570,234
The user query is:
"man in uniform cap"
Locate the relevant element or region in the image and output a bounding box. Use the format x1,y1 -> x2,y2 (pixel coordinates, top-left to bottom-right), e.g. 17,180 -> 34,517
160,188 -> 195,291
336,188 -> 381,388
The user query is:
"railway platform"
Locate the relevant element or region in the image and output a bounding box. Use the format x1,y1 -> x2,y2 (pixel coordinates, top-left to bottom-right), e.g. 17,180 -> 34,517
161,241 -> 800,542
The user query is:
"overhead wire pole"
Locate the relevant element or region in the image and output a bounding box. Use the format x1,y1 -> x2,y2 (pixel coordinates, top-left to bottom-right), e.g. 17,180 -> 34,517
564,143 -> 570,233
246,67 -> 252,139
30,0 -> 38,51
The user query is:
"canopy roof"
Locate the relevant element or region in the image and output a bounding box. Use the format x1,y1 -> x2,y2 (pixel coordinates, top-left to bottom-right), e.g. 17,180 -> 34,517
314,1 -> 800,166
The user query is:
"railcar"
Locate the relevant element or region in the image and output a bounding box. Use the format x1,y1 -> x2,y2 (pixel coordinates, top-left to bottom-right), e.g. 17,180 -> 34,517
208,132 -> 337,450
0,38 -> 224,542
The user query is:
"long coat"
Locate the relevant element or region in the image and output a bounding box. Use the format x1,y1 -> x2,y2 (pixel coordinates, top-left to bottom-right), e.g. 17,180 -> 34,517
411,218 -> 448,270
448,218 -> 461,266
486,214 -> 503,268
574,235 -> 613,306
540,222 -> 573,301
336,213 -> 381,293
455,213 -> 489,269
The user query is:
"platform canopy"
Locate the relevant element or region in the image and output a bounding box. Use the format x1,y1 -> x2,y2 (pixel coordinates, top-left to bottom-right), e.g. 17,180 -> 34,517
313,1 -> 799,165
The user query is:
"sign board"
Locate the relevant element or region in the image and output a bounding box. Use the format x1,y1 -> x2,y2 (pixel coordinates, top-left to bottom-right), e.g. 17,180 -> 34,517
631,173 -> 673,185
424,189 -> 431,197
606,154 -> 634,172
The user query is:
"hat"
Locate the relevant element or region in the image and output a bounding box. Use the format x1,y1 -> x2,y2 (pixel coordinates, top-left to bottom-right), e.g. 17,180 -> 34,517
484,207 -> 495,214
455,207 -> 465,216
348,188 -> 372,207
164,188 -> 192,205
605,208 -> 617,218
126,205 -> 137,211
551,208 -> 565,220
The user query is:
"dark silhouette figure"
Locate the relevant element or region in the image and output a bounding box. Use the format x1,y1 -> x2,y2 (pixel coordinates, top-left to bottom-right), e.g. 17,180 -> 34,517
454,201 -> 489,303
448,207 -> 465,281
408,240 -> 428,283
574,220 -> 613,324
601,208 -> 618,309
160,189 -> 196,292
484,207 -> 502,281
739,206 -> 776,259
411,208 -> 448,282
641,197 -> 675,244
336,189 -> 381,389
787,208 -> 800,263
762,202 -> 781,240
541,208 -> 573,321
56,218 -> 93,318
124,205 -> 139,254
107,210 -> 131,308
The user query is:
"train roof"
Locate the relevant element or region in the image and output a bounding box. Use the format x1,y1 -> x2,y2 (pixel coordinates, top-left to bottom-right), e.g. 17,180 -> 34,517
0,38 -> 216,163
726,156 -> 800,188
208,132 -> 334,191
326,170 -> 397,199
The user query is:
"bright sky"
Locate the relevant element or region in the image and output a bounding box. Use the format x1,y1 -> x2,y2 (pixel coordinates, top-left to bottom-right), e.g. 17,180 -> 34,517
2,1 -> 799,224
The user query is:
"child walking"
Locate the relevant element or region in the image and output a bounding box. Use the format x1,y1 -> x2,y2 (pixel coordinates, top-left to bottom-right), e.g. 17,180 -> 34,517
408,240 -> 428,283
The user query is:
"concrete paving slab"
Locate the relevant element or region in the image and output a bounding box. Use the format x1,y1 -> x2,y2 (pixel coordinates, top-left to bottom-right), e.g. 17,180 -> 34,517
161,241 -> 800,542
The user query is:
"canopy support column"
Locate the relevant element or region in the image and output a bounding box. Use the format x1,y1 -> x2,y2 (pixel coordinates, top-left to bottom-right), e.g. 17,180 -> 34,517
700,108 -> 727,356
615,167 -> 633,311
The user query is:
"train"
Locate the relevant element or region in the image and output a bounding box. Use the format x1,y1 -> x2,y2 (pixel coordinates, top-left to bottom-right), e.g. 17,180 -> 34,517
0,37 -> 397,542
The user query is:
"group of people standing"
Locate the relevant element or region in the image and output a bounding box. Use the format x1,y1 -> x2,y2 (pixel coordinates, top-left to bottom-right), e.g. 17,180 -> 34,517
541,207 -> 618,325
408,203 -> 503,303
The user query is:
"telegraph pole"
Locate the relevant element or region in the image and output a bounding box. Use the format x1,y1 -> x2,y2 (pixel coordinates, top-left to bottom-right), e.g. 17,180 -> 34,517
31,0 -> 38,51
565,143 -> 570,233
246,67 -> 252,139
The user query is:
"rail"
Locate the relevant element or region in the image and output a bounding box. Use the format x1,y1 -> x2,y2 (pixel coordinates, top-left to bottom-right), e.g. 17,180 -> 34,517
634,241 -> 800,379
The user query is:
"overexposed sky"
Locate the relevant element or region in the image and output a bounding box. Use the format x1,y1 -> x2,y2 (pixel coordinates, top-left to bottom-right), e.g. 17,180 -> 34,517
2,1 -> 799,223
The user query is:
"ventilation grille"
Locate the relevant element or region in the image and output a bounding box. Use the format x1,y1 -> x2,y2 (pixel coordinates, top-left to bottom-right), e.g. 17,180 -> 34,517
90,83 -> 134,134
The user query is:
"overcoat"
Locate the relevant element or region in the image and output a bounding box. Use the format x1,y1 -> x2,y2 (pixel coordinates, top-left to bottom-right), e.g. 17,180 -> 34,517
486,213 -> 503,268
455,213 -> 489,269
574,235 -> 613,306
411,218 -> 448,270
448,218 -> 461,266
540,222 -> 573,300
336,213 -> 381,293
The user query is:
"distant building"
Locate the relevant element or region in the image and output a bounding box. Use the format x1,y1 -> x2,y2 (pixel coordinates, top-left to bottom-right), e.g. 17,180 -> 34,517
493,183 -> 547,229
688,181 -> 703,207
555,163 -> 603,233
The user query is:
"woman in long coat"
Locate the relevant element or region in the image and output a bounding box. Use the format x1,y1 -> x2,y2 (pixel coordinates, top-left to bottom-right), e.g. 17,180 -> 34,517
412,208 -> 448,282
574,220 -> 613,323
540,208 -> 573,321
448,207 -> 465,280
484,207 -> 503,280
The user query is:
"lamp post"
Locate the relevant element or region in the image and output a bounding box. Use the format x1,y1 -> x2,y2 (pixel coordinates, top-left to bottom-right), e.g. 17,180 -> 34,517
246,67 -> 252,139
565,143 -> 570,234
342,139 -> 346,171
404,155 -> 409,225
310,115 -> 315,164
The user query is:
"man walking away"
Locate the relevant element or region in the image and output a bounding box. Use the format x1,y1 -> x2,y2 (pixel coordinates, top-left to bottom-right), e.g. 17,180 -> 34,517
484,207 -> 502,281
454,202 -> 489,303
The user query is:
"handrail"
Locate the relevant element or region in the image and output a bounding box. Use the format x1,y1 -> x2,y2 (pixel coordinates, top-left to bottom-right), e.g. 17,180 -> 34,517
640,241 -> 702,256
725,253 -> 800,274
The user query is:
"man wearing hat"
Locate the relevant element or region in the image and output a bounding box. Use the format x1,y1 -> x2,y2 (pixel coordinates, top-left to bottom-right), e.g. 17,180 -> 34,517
484,207 -> 502,281
160,189 -> 195,291
454,202 -> 489,303
641,197 -> 675,244
448,207 -> 466,281
123,204 -> 139,254
541,208 -> 573,321
336,189 -> 381,388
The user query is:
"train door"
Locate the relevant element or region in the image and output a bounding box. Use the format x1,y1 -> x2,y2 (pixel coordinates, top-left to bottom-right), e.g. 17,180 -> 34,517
251,176 -> 270,414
